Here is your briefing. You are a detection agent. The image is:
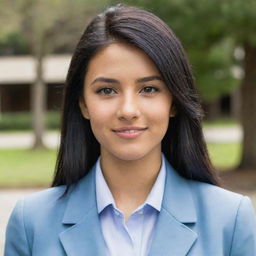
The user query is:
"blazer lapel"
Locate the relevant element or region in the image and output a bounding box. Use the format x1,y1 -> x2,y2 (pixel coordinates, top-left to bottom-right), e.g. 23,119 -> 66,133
58,156 -> 198,256
148,158 -> 198,256
59,165 -> 107,256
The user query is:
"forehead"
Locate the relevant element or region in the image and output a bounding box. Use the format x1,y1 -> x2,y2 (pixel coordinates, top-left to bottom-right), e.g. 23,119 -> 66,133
84,42 -> 161,83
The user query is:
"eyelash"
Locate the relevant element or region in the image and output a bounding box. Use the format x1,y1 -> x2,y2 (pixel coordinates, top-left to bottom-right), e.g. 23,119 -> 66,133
96,86 -> 160,96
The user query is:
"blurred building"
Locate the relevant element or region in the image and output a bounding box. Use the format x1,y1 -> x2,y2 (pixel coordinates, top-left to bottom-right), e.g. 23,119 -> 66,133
0,55 -> 71,112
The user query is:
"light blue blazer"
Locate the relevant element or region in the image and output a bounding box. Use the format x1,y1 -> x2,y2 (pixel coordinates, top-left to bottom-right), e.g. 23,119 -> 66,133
5,158 -> 256,256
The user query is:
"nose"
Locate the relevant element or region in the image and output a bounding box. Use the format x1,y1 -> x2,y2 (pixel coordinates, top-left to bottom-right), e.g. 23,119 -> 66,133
117,92 -> 140,121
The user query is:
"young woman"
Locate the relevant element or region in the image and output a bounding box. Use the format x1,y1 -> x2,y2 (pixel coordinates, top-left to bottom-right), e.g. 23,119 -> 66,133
5,4 -> 256,256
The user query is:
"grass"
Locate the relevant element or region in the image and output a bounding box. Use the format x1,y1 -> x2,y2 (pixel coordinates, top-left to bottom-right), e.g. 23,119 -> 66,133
0,148 -> 57,188
202,118 -> 239,127
207,142 -> 241,170
0,143 -> 241,188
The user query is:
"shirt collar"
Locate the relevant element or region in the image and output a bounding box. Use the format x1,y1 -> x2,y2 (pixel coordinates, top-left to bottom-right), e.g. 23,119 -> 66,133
95,153 -> 166,214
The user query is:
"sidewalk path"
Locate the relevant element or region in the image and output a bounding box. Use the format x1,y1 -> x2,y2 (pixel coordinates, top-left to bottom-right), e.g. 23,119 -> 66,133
0,126 -> 242,148
203,126 -> 242,143
0,131 -> 60,148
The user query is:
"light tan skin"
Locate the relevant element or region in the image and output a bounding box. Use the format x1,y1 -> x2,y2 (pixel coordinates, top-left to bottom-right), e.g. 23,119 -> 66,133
79,43 -> 176,221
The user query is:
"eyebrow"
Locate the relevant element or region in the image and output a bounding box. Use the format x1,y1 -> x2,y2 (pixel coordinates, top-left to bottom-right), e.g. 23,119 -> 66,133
90,75 -> 163,86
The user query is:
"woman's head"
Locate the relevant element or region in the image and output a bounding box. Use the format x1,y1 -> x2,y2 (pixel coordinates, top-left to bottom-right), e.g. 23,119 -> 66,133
79,42 -> 174,163
52,4 -> 220,188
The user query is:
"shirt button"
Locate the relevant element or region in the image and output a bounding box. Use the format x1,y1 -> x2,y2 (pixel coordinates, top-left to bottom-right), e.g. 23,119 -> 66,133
138,210 -> 143,215
114,210 -> 120,216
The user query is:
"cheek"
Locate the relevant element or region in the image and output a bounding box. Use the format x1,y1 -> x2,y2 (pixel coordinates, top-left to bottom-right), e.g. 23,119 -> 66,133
150,112 -> 170,133
146,100 -> 171,122
85,97 -> 116,132
145,100 -> 171,136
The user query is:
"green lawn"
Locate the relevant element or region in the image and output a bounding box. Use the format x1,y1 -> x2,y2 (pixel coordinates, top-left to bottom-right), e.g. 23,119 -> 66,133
207,142 -> 241,170
0,148 -> 57,188
0,143 -> 241,188
202,118 -> 239,127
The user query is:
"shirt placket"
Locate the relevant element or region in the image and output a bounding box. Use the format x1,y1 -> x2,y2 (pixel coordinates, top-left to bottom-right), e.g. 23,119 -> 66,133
126,208 -> 145,255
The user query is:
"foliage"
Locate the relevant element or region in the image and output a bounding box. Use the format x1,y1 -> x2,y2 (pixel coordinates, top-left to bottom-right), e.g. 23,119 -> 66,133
0,111 -> 60,130
113,0 -> 256,102
0,0 -> 110,54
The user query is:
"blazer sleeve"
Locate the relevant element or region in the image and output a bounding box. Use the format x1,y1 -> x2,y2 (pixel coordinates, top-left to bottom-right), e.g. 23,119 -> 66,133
4,199 -> 31,256
229,196 -> 256,256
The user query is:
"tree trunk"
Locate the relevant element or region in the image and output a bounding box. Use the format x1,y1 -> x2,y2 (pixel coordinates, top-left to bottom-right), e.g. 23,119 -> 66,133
239,42 -> 256,169
31,41 -> 47,149
0,86 -> 2,120
230,87 -> 241,121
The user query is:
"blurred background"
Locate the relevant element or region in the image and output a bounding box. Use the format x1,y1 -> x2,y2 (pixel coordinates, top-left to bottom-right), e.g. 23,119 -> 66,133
0,0 -> 256,253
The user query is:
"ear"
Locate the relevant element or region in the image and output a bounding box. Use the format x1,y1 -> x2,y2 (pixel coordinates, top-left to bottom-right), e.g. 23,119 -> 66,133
169,104 -> 177,117
79,97 -> 90,119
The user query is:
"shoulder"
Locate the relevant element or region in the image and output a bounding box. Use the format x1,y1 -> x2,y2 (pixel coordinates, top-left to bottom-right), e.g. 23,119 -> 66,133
186,178 -> 256,225
187,180 -> 256,253
9,185 -> 70,231
189,181 -> 255,218
189,180 -> 256,231
21,185 -> 67,204
188,179 -> 245,207
18,185 -> 67,213
5,186 -> 69,255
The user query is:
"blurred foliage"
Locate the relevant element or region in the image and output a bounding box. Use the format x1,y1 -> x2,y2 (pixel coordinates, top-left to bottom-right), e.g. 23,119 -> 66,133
0,0 -> 255,102
202,118 -> 238,127
190,38 -> 238,101
111,0 -> 256,102
0,0 -> 110,55
0,111 -> 60,130
0,32 -> 30,55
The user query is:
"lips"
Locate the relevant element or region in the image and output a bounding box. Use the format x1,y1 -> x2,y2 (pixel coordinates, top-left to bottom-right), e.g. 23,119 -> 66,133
113,127 -> 148,132
112,127 -> 147,139
116,129 -> 144,133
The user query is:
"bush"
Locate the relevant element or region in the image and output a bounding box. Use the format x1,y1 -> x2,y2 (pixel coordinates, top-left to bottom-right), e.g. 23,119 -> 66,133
0,111 -> 61,131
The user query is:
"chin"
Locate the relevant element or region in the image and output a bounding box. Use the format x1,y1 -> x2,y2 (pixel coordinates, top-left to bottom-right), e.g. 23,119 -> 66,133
110,148 -> 155,162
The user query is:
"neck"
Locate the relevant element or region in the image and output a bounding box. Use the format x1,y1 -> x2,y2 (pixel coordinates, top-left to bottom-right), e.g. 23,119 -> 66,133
99,148 -> 162,211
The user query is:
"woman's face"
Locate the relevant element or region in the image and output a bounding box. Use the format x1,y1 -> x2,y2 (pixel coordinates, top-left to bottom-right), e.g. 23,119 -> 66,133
80,42 -> 175,161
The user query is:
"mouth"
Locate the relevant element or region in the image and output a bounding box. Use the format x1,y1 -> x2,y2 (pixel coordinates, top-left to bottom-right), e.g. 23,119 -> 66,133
112,127 -> 148,132
112,128 -> 148,139
113,128 -> 147,133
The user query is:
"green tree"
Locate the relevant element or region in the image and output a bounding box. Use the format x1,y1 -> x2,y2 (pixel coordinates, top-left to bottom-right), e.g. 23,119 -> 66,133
0,0 -> 107,148
117,0 -> 256,169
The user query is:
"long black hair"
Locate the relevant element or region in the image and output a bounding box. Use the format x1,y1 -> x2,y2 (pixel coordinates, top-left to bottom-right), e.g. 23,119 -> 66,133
52,4 -> 220,189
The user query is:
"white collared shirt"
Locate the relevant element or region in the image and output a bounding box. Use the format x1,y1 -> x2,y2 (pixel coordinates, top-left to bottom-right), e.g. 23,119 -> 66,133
95,153 -> 166,256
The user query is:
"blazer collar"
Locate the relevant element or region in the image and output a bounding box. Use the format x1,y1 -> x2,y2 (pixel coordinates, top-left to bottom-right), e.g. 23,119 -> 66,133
59,156 -> 198,256
148,158 -> 198,255
59,163 -> 107,255
162,158 -> 197,223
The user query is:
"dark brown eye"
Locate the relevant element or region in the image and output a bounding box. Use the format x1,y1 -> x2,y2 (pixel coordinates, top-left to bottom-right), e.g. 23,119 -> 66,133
141,86 -> 159,94
96,87 -> 116,95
